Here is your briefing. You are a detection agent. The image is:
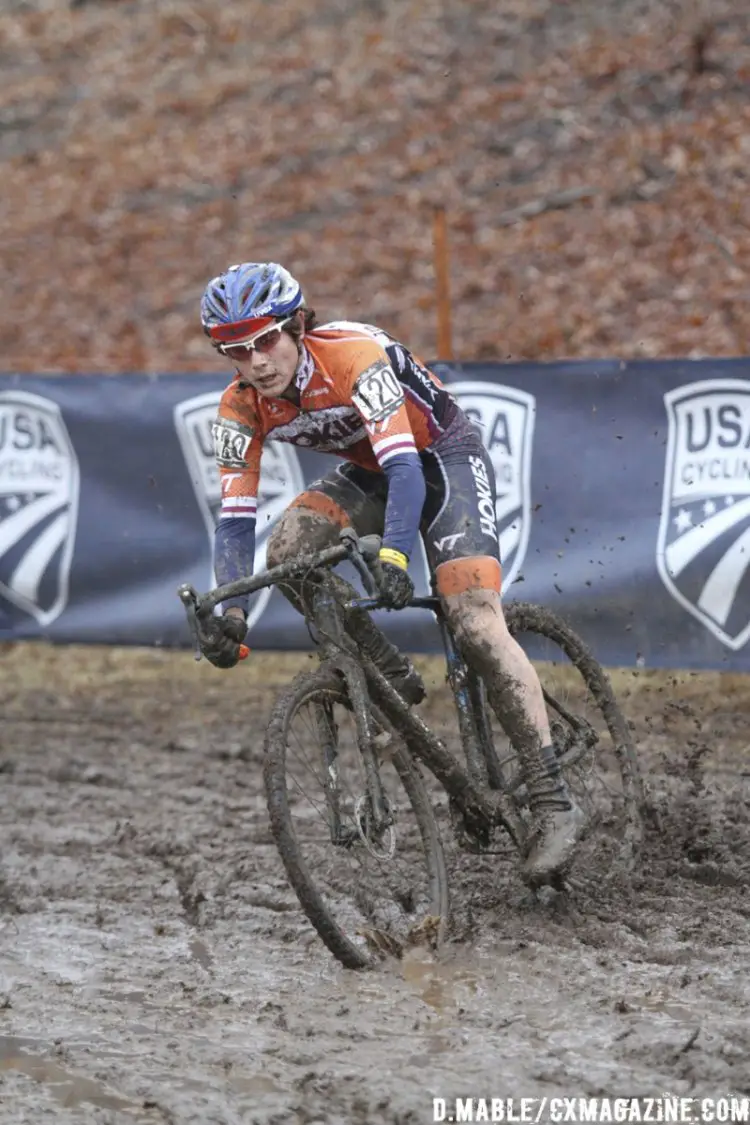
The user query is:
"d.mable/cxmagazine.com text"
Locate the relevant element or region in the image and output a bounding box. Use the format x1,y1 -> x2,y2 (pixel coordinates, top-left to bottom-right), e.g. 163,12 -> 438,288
432,1097 -> 750,1123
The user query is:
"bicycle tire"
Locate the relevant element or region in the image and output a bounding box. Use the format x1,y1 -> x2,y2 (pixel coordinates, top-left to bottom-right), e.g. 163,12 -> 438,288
494,601 -> 645,857
263,667 -> 450,969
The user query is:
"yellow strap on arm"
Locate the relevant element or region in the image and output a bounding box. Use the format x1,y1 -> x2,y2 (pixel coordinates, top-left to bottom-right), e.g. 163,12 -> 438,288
379,547 -> 409,570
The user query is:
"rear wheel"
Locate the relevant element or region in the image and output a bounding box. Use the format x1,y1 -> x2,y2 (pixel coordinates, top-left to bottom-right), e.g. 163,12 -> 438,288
263,668 -> 450,969
477,602 -> 645,871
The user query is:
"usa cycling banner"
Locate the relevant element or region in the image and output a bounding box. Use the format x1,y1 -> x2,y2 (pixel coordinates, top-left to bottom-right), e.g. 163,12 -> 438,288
1,359 -> 749,671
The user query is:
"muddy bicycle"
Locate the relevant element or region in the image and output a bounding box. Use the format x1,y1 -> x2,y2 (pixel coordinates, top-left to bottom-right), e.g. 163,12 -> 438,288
178,530 -> 645,970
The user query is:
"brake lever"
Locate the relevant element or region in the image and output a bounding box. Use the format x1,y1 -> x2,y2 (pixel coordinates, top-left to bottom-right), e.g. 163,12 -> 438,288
177,583 -> 204,662
357,534 -> 384,591
338,528 -> 379,597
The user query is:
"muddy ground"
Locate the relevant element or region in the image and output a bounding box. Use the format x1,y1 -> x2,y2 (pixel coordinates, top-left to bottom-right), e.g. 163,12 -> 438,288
0,644 -> 748,1124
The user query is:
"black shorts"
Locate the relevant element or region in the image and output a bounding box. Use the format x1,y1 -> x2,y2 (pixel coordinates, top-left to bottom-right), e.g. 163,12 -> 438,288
296,410 -> 502,589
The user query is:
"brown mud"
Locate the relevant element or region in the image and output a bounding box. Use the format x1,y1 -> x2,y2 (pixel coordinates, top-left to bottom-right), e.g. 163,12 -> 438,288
0,645 -> 749,1124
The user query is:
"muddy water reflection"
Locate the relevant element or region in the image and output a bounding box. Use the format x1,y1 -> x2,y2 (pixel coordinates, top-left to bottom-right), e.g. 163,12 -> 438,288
0,1036 -> 137,1113
401,950 -> 481,1013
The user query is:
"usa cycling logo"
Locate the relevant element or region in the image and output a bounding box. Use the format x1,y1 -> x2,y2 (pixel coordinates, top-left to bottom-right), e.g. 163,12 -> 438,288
446,380 -> 536,591
174,392 -> 303,629
0,391 -> 80,625
657,379 -> 750,650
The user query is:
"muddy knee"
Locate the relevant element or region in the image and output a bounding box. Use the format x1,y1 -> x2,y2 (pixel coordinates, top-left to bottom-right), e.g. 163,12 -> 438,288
266,501 -> 345,569
437,564 -> 520,701
439,569 -> 542,753
444,593 -> 507,679
266,497 -> 350,617
436,557 -> 503,650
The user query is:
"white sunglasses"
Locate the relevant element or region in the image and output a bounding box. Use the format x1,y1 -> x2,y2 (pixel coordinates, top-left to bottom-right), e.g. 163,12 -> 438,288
215,316 -> 293,359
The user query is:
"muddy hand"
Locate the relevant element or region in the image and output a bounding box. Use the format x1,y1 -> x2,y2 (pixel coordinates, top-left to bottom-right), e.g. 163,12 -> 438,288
199,614 -> 250,669
177,586 -> 249,667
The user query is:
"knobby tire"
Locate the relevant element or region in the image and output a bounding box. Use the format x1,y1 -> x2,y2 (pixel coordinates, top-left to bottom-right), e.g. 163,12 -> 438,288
263,668 -> 450,970
503,600 -> 646,848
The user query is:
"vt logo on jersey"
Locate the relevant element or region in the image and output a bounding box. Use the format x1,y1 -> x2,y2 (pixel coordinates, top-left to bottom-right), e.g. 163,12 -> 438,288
657,379 -> 750,650
0,391 -> 80,626
449,382 -> 536,592
174,392 -> 303,629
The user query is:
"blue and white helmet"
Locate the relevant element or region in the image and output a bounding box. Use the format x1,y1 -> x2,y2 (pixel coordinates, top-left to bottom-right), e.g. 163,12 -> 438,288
201,262 -> 304,341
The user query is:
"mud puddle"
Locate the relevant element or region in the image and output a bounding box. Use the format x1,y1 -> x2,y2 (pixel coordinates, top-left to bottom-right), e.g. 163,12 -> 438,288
0,1035 -> 140,1115
1,647 -> 749,1123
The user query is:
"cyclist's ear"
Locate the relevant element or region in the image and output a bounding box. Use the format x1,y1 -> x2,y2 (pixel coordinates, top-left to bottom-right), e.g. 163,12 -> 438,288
285,308 -> 307,348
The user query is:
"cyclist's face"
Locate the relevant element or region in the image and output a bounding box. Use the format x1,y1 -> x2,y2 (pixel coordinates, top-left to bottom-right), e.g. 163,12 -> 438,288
221,325 -> 299,398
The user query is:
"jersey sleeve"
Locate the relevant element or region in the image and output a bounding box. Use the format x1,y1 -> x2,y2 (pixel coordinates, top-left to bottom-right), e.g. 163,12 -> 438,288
212,389 -> 264,614
347,344 -> 418,467
346,344 -> 426,561
213,391 -> 263,518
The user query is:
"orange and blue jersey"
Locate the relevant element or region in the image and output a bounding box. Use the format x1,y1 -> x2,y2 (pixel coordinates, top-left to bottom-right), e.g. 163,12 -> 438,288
212,321 -> 457,609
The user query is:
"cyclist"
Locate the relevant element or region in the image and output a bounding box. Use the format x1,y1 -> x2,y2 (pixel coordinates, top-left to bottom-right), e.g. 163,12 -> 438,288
196,261 -> 585,883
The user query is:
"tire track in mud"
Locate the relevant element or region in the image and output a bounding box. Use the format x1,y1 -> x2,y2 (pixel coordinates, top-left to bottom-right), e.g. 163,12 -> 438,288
0,648 -> 749,1122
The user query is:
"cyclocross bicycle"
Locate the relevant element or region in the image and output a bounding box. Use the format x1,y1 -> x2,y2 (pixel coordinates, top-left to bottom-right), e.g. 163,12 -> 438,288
178,530 -> 645,970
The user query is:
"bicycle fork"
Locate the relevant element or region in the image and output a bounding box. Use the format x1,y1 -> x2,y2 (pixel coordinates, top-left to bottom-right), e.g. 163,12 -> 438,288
311,584 -> 393,847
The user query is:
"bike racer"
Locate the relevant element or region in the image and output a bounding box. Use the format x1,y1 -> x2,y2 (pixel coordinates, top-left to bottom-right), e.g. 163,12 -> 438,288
196,261 -> 585,883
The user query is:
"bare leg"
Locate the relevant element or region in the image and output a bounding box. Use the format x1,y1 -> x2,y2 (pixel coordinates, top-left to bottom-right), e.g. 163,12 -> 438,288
441,588 -> 550,758
441,587 -> 585,882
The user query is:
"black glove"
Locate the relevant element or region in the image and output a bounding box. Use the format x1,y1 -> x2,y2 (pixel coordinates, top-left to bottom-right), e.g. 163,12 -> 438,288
378,561 -> 414,610
198,613 -> 247,669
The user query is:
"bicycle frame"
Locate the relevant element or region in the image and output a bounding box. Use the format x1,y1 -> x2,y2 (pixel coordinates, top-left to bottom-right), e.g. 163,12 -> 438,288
346,593 -> 528,852
177,538 -> 528,852
350,593 -> 489,788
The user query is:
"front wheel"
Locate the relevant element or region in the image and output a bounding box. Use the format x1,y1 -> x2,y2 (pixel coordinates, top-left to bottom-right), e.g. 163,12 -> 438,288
263,668 -> 450,969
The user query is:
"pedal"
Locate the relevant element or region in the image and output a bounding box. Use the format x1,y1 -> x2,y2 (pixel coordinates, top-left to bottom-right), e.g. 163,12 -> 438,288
449,798 -> 493,852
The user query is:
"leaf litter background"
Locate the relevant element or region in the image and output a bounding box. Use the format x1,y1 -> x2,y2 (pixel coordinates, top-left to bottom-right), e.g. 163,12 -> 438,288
2,0 -> 750,375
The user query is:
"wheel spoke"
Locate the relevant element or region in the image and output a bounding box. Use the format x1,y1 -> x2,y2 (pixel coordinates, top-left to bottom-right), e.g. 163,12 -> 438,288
264,670 -> 449,968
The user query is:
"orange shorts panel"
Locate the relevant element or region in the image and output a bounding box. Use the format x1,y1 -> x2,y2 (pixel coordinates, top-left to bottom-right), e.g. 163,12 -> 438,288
289,490 -> 351,529
435,556 -> 502,597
